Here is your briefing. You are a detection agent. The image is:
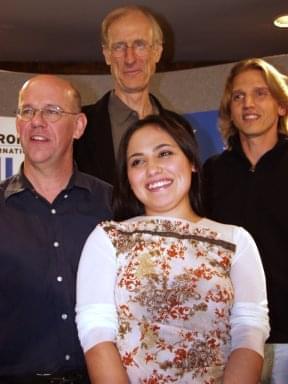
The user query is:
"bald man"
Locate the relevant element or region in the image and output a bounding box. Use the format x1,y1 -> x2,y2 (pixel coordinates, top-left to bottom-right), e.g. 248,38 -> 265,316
0,75 -> 112,383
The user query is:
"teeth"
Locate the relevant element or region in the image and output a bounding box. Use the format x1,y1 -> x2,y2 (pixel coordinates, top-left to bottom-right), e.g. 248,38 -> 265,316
31,135 -> 47,141
147,180 -> 172,190
243,114 -> 258,120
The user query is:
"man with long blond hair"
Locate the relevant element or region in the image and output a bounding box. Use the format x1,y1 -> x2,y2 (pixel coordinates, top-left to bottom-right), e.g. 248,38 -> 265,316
203,58 -> 288,383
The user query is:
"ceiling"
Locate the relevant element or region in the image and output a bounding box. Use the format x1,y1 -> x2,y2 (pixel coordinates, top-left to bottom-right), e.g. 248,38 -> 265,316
0,0 -> 287,73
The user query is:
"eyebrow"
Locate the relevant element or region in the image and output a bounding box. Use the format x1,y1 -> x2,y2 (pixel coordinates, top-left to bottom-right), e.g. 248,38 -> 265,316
20,103 -> 61,108
112,38 -> 147,44
232,86 -> 269,92
127,143 -> 174,161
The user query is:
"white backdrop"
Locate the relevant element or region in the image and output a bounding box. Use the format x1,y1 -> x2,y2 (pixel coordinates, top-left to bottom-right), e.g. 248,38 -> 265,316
0,117 -> 23,180
0,54 -> 287,181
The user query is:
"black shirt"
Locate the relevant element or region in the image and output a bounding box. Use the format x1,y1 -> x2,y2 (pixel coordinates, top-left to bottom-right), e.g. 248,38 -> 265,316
202,134 -> 288,343
0,168 -> 112,375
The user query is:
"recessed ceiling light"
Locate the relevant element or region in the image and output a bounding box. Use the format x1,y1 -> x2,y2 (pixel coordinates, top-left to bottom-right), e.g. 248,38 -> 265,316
274,14 -> 288,28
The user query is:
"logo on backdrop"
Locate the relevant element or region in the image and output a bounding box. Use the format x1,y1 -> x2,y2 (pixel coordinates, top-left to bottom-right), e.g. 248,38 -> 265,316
0,117 -> 24,180
184,111 -> 224,164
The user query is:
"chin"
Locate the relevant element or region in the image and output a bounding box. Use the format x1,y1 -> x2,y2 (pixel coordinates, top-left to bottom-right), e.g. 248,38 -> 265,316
123,84 -> 148,94
120,77 -> 149,93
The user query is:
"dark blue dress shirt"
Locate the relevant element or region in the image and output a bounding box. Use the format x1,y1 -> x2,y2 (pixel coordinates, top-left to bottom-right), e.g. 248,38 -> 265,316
0,167 -> 112,375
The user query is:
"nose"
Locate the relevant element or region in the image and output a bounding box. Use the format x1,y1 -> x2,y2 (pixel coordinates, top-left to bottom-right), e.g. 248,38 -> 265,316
147,160 -> 162,176
31,109 -> 46,126
243,93 -> 255,108
124,46 -> 137,64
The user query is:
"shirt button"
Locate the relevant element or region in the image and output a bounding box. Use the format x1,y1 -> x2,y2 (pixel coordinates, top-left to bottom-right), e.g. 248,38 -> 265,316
57,276 -> 63,282
51,208 -> 56,214
63,194 -> 69,199
61,313 -> 68,320
53,241 -> 59,248
65,354 -> 70,361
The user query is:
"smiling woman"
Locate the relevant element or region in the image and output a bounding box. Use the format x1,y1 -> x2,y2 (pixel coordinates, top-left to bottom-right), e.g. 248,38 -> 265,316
76,113 -> 270,384
115,113 -> 202,221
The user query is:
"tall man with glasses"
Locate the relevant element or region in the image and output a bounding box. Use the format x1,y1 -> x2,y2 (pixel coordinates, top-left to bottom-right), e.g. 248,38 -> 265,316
0,75 -> 112,383
74,5 -> 174,184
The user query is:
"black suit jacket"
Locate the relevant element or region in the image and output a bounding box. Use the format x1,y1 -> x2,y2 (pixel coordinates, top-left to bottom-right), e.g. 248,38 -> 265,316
74,91 -> 173,184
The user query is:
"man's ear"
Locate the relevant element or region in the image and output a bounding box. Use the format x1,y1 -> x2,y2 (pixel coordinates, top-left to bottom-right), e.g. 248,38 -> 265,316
73,113 -> 87,140
153,44 -> 163,64
102,46 -> 111,66
15,118 -> 21,138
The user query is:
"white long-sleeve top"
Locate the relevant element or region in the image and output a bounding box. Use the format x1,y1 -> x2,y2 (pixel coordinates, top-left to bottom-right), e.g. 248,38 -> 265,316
76,216 -> 270,382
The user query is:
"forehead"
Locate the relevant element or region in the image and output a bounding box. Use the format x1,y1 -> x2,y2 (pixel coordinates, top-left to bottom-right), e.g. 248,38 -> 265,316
128,125 -> 177,152
232,69 -> 268,90
107,11 -> 153,42
19,78 -> 73,108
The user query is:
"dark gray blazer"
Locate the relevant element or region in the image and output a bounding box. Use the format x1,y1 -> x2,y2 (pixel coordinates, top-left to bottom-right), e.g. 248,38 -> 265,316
74,91 -> 173,184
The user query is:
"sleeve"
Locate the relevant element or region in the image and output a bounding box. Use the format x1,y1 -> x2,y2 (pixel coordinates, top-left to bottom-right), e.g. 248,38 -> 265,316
229,226 -> 270,357
75,225 -> 118,352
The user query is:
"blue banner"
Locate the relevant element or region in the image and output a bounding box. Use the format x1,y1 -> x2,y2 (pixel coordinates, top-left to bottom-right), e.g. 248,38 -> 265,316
184,110 -> 224,164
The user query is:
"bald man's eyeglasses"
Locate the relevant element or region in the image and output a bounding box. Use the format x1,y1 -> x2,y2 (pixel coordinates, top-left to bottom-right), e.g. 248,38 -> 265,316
110,39 -> 153,58
17,105 -> 79,123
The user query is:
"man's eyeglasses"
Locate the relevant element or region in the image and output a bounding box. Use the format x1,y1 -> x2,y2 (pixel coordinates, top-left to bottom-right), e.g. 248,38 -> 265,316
17,105 -> 79,123
110,39 -> 153,58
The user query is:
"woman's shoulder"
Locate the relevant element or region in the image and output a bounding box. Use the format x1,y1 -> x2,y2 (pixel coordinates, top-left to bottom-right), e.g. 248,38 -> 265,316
96,216 -> 150,234
200,217 -> 252,244
97,216 -> 162,232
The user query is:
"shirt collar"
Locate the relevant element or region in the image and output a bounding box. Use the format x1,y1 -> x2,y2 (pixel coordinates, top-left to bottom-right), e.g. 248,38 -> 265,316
3,163 -> 93,201
109,91 -> 137,125
108,91 -> 159,124
229,133 -> 288,162
229,133 -> 288,150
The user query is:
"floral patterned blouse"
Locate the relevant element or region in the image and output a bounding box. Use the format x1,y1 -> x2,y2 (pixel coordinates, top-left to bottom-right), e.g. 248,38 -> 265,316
76,216 -> 269,383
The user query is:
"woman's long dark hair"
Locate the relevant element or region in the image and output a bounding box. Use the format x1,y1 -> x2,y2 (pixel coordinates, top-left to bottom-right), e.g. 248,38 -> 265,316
113,112 -> 204,220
